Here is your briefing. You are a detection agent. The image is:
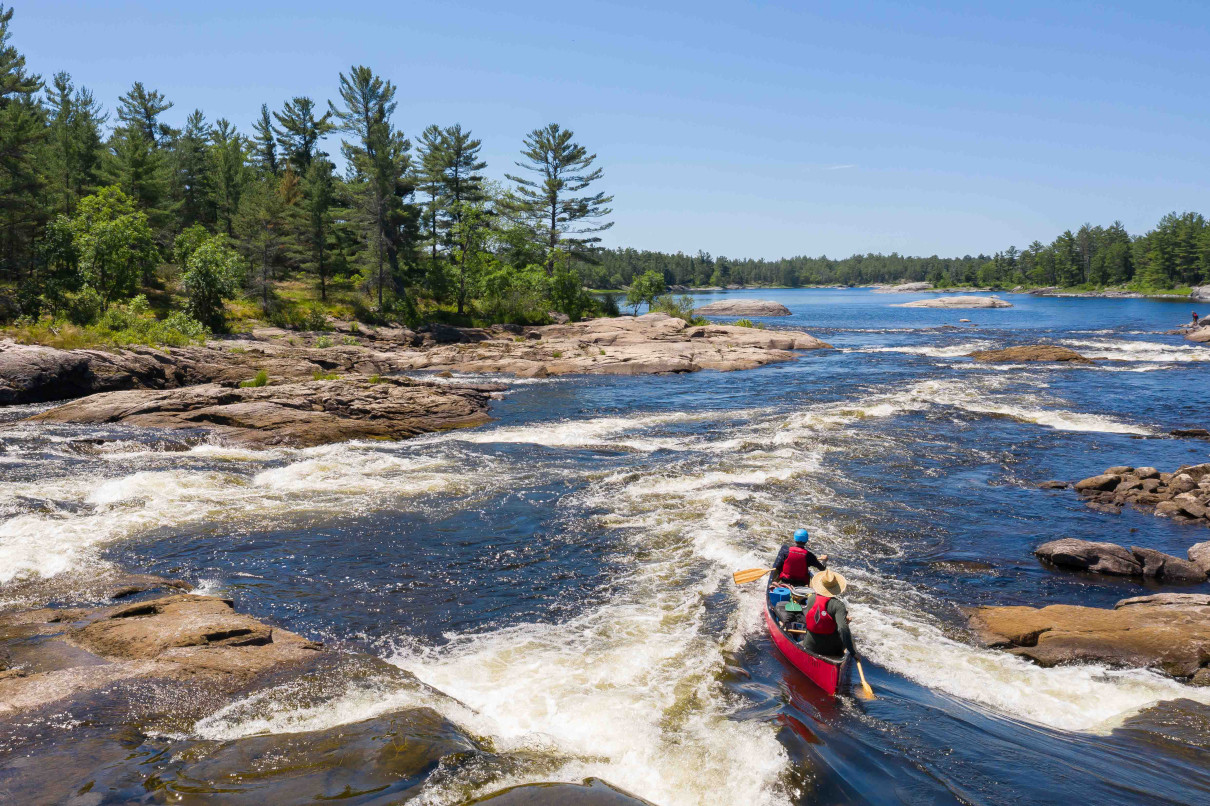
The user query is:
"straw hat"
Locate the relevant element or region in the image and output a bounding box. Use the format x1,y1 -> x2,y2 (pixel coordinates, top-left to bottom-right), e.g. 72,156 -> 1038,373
810,569 -> 847,597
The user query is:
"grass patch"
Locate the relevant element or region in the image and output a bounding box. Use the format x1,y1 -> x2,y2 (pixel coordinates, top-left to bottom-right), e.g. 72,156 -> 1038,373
551,350 -> 563,358
4,310 -> 208,350
312,371 -> 340,381
315,335 -> 333,348
239,369 -> 269,388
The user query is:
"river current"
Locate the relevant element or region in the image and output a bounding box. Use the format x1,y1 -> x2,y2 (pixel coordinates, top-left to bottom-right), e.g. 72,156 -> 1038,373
2,288 -> 1209,804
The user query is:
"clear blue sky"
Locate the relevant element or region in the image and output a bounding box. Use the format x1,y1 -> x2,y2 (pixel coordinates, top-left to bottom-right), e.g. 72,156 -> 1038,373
13,1 -> 1210,259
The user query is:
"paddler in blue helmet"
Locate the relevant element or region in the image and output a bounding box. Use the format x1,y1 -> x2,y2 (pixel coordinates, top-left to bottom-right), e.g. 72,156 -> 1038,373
769,528 -> 828,588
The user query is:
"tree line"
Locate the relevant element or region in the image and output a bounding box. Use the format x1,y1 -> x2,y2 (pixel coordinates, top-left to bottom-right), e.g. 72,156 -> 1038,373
579,214 -> 1210,292
0,5 -> 613,333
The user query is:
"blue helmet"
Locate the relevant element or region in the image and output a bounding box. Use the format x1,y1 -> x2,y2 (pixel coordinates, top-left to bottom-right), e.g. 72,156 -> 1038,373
793,528 -> 809,543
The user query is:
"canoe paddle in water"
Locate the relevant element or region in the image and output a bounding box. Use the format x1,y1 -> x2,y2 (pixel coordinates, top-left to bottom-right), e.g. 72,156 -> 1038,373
733,568 -> 773,585
854,660 -> 876,700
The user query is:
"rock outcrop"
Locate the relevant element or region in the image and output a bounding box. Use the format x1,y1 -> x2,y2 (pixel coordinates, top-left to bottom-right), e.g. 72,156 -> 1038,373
1187,326 -> 1210,344
2,314 -> 832,406
1036,538 -> 1206,582
896,295 -> 1013,309
872,282 -> 933,293
967,594 -> 1210,681
0,593 -> 322,714
388,313 -> 831,376
1072,464 -> 1210,526
692,299 -> 792,316
26,376 -> 500,448
967,345 -> 1094,363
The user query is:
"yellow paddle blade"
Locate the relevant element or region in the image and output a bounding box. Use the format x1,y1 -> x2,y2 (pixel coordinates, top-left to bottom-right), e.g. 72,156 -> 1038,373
855,660 -> 876,700
732,567 -> 773,585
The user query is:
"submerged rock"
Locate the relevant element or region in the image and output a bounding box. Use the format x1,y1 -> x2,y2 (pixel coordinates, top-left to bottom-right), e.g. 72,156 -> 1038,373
472,779 -> 656,805
25,376 -> 497,449
967,345 -> 1094,363
896,295 -> 1013,309
967,594 -> 1210,680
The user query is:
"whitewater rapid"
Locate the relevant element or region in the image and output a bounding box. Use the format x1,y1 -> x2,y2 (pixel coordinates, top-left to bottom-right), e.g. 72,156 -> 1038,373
6,365 -> 1205,805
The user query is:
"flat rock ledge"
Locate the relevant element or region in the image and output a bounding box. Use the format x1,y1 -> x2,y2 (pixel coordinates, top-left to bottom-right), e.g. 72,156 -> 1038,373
1072,463 -> 1210,525
872,282 -> 933,293
896,295 -> 1013,309
967,345 -> 1094,363
25,375 -> 499,448
0,592 -> 323,714
1,313 -> 831,405
1035,538 -> 1208,582
692,299 -> 792,316
966,594 -> 1210,683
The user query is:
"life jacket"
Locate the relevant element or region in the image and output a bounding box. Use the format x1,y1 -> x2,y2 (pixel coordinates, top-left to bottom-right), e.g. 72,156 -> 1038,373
805,595 -> 837,635
779,545 -> 810,583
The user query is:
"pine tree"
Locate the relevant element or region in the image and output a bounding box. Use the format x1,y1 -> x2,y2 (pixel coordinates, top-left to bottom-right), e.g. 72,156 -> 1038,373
0,4 -> 46,283
272,96 -> 334,175
105,82 -> 177,229
505,123 -> 612,274
416,124 -> 446,263
208,119 -> 251,237
300,156 -> 336,300
329,66 -> 416,309
440,123 -> 486,231
251,103 -> 279,176
236,173 -> 293,310
45,72 -> 105,216
176,110 -> 215,229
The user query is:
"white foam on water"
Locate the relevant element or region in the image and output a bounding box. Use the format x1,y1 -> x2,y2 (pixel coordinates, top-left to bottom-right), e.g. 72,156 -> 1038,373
841,341 -> 996,358
1061,338 -> 1210,363
445,410 -> 728,453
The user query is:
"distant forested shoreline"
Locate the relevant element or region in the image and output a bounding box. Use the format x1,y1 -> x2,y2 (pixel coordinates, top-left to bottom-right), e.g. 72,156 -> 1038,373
579,213 -> 1210,293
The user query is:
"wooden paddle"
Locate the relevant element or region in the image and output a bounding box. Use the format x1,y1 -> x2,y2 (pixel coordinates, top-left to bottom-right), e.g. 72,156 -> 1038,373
733,567 -> 773,585
855,660 -> 876,700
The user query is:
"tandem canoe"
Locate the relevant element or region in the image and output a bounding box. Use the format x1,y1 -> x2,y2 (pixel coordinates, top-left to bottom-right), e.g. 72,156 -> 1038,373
765,589 -> 848,696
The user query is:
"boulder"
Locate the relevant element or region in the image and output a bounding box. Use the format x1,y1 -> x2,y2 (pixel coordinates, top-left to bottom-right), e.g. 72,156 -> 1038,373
1039,480 -> 1070,490
966,345 -> 1093,363
967,595 -> 1210,678
692,299 -> 792,316
1172,428 -> 1210,439
1135,466 -> 1161,480
1193,286 -> 1210,303
1035,538 -> 1142,576
1187,327 -> 1210,344
1130,547 -> 1209,582
896,296 -> 1012,309
1074,474 -> 1122,492
26,376 -> 498,449
1189,543 -> 1210,576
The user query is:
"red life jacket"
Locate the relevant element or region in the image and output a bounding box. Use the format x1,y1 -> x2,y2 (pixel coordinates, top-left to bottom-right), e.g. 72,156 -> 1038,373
779,545 -> 810,583
805,595 -> 837,635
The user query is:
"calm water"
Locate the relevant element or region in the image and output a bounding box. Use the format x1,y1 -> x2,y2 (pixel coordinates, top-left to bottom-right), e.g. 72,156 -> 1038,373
2,289 -> 1209,804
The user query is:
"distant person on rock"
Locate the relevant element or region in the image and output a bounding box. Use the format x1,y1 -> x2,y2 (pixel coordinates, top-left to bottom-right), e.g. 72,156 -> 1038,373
1193,311 -> 1200,327
770,528 -> 827,587
796,570 -> 858,659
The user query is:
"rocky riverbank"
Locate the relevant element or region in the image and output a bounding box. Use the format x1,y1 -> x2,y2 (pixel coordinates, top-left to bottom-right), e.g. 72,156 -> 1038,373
1,312 -> 832,405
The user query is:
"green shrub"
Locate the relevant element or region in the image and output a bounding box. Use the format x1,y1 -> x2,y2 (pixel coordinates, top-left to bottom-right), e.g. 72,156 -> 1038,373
63,287 -> 104,326
315,335 -> 333,348
367,374 -> 383,384
303,307 -> 329,331
239,369 -> 269,388
312,370 -> 339,381
342,335 -> 358,345
182,238 -> 243,331
651,294 -> 705,324
551,350 -> 563,358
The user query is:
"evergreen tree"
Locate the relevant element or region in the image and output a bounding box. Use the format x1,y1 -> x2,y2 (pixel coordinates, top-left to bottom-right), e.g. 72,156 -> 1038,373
416,124 -> 446,263
45,72 -> 105,215
176,109 -> 215,229
105,82 -> 176,228
329,65 -> 416,309
300,156 -> 336,300
236,173 -> 292,310
272,96 -> 333,175
439,123 -> 486,241
0,4 -> 46,283
251,103 -> 279,176
208,119 -> 251,236
505,123 -> 612,274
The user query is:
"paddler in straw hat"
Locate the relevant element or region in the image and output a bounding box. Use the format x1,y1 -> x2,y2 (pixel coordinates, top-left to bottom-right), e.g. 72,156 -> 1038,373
796,569 -> 858,660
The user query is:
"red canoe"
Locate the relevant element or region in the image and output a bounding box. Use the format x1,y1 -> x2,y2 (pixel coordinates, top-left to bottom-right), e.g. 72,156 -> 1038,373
765,591 -> 849,696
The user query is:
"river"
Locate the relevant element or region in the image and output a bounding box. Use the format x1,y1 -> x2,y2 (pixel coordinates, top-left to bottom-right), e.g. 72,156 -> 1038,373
2,288 -> 1209,804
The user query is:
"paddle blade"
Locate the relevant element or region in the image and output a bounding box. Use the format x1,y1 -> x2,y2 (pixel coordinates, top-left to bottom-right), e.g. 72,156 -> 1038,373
855,660 -> 877,700
732,568 -> 772,585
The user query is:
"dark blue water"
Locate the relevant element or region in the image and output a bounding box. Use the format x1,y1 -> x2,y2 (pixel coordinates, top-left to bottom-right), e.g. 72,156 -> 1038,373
3,289 -> 1209,805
